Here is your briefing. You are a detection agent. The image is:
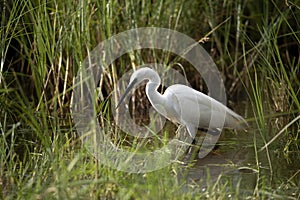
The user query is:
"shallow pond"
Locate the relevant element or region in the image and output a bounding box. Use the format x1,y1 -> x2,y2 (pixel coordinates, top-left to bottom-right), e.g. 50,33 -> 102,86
178,128 -> 300,198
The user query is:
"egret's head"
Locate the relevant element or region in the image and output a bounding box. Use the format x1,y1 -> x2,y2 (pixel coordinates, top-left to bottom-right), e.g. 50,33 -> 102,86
116,67 -> 159,109
129,67 -> 158,83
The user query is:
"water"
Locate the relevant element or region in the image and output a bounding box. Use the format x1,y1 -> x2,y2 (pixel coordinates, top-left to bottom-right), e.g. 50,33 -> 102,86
177,130 -> 255,186
178,128 -> 300,197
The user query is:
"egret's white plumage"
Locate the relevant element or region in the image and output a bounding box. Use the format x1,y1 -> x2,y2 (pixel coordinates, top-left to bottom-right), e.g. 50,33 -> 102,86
116,67 -> 248,139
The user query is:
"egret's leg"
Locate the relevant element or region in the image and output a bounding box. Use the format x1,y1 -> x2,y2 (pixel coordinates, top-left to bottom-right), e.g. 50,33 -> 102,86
186,124 -> 196,140
185,134 -> 208,162
182,124 -> 199,162
198,128 -> 221,158
184,128 -> 222,161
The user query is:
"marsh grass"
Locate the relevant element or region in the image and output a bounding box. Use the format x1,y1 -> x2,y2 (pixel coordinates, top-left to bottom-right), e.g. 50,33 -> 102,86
1,0 -> 300,199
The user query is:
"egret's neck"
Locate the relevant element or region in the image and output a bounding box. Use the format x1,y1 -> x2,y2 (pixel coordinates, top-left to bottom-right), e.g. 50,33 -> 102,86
144,68 -> 161,100
146,82 -> 160,95
145,81 -> 165,110
140,68 -> 166,113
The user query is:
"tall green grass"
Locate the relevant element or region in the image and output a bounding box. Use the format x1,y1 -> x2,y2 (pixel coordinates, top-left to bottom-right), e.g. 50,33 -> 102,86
1,0 -> 299,199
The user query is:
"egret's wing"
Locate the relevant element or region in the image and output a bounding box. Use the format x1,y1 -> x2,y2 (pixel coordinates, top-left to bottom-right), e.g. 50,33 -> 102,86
164,84 -> 248,129
164,85 -> 213,127
165,84 -> 213,107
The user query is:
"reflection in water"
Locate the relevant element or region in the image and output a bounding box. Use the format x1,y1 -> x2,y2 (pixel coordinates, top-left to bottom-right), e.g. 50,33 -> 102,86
174,128 -> 261,197
183,145 -> 256,188
178,127 -> 300,197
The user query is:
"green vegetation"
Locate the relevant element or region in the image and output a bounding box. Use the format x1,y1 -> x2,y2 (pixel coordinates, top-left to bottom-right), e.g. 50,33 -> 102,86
1,0 -> 299,199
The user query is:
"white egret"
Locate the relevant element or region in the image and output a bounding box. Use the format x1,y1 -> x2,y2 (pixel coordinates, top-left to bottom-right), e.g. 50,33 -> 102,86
116,67 -> 248,156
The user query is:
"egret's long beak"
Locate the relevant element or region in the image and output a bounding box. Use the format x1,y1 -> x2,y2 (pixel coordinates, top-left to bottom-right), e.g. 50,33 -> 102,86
116,78 -> 138,109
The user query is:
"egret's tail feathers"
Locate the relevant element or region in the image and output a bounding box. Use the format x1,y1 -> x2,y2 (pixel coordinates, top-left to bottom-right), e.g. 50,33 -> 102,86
226,108 -> 249,130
